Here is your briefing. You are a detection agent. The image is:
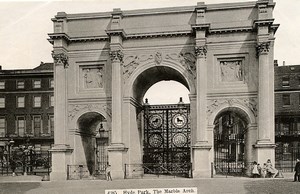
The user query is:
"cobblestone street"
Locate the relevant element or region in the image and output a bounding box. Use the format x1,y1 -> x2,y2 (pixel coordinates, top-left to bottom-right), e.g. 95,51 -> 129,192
1,174 -> 300,194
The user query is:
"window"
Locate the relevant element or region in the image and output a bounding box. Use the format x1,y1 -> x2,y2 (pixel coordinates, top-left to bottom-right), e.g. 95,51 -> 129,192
49,115 -> 54,135
17,96 -> 25,108
50,95 -> 54,107
0,117 -> 5,137
33,80 -> 41,88
282,76 -> 290,87
283,94 -> 291,106
0,97 -> 5,108
50,79 -> 54,88
33,116 -> 41,135
17,80 -> 25,89
0,81 -> 5,89
17,116 -> 25,137
33,96 -> 41,107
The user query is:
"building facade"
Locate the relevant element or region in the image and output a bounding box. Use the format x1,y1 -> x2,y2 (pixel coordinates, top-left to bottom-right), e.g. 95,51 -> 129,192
0,63 -> 54,162
275,63 -> 300,171
49,0 -> 279,180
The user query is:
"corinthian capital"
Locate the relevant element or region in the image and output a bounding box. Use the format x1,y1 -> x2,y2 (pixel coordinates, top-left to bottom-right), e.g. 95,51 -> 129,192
256,42 -> 270,57
110,50 -> 124,63
52,52 -> 69,68
195,46 -> 207,58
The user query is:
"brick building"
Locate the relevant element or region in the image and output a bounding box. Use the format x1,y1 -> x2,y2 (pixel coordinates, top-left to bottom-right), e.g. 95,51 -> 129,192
0,62 -> 54,160
275,62 -> 300,171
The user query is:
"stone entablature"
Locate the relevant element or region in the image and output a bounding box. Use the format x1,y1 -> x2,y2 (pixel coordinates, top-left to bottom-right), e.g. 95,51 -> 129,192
49,1 -> 278,42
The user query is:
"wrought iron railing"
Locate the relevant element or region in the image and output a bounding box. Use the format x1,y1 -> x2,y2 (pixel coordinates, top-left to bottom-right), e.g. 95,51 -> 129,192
0,151 -> 51,176
124,163 -> 192,179
213,161 -> 250,177
67,165 -> 90,180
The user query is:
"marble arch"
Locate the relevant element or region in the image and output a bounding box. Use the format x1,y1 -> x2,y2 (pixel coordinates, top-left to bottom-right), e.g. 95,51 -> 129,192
49,0 -> 279,180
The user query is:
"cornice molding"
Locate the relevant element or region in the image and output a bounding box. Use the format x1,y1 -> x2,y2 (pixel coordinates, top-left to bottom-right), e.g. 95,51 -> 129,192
253,18 -> 275,29
48,26 -> 263,43
48,33 -> 109,44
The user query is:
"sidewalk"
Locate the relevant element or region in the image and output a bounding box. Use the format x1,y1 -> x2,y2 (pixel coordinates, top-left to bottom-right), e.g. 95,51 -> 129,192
0,175 -> 43,182
0,173 -> 299,194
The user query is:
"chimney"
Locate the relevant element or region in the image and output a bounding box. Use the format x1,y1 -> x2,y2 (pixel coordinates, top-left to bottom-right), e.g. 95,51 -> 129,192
274,60 -> 278,66
283,61 -> 286,66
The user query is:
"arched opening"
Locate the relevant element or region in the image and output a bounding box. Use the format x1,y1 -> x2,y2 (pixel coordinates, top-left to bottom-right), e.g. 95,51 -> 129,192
129,65 -> 193,177
132,66 -> 191,104
213,108 -> 249,176
143,80 -> 190,104
77,112 -> 109,177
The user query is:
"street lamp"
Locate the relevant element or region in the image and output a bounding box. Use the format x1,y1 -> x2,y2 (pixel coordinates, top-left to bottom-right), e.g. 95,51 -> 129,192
22,144 -> 33,176
95,123 -> 109,139
6,139 -> 14,176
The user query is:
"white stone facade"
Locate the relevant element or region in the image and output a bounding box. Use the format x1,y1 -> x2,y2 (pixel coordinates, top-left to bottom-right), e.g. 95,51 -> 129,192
49,0 -> 279,180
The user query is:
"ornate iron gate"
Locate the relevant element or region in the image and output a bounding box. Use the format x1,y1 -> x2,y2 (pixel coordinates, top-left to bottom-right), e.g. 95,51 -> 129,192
95,138 -> 108,179
214,112 -> 246,176
143,103 -> 191,177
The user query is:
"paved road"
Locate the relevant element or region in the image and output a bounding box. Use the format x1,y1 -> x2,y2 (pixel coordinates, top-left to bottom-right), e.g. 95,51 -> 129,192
1,176 -> 300,194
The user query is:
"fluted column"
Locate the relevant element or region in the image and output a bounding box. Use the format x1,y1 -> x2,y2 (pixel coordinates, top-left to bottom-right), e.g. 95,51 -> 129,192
108,50 -> 127,179
50,52 -> 72,181
195,46 -> 208,145
257,42 -> 271,143
110,50 -> 123,144
52,53 -> 68,145
192,45 -> 211,178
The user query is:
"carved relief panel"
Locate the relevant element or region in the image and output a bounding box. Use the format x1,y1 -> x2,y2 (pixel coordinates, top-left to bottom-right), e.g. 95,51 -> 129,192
212,54 -> 250,91
79,65 -> 105,90
219,59 -> 243,82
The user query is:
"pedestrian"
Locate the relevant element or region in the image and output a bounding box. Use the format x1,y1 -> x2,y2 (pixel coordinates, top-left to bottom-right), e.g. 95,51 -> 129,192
257,163 -> 262,176
266,159 -> 278,178
294,159 -> 300,182
252,161 -> 260,178
106,164 -> 112,181
261,163 -> 267,178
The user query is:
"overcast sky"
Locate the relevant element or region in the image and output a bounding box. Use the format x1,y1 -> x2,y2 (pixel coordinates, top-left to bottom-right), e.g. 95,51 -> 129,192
0,0 -> 298,104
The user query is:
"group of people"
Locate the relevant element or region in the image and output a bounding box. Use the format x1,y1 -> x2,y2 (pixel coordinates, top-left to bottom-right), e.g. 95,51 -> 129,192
251,159 -> 279,178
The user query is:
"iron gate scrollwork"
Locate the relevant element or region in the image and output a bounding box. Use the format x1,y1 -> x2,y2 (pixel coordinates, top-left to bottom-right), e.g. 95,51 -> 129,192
143,104 -> 191,177
214,112 -> 247,176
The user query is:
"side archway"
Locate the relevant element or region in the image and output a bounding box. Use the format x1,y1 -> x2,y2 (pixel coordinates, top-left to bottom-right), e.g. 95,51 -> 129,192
210,105 -> 256,176
77,112 -> 108,176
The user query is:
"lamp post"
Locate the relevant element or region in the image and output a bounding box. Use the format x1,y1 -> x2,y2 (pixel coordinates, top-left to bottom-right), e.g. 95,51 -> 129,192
22,137 -> 33,176
6,139 -> 14,176
95,122 -> 109,176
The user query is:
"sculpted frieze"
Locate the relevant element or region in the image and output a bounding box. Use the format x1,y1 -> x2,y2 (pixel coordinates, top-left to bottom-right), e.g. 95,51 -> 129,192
207,98 -> 257,117
165,52 -> 196,79
68,103 -> 112,120
122,51 -> 196,81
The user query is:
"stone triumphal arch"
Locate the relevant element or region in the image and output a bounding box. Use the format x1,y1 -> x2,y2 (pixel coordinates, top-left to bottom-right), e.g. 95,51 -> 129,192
49,0 -> 279,180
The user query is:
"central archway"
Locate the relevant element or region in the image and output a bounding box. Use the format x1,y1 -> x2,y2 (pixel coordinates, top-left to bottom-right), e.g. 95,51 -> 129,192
123,63 -> 195,178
